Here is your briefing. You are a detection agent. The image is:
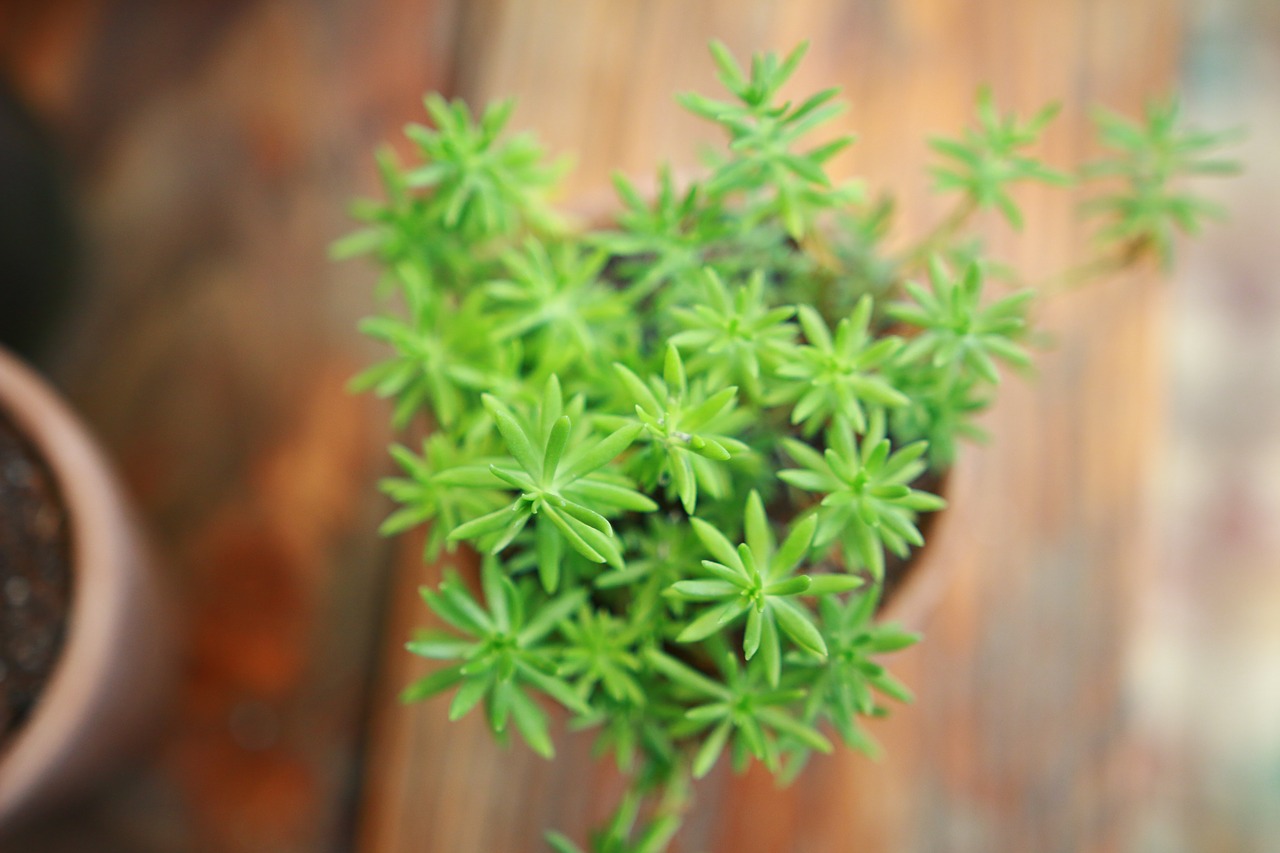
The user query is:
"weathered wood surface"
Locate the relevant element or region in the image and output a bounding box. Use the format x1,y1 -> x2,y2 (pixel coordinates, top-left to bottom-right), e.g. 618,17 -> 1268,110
0,0 -> 1184,851
358,2 -> 1177,852
2,1 -> 458,850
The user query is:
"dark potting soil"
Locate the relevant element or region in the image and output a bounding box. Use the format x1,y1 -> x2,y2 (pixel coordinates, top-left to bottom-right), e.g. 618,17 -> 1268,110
0,409 -> 71,744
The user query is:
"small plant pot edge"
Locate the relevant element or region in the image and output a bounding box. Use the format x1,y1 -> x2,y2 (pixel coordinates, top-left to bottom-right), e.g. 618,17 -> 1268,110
0,347 -> 177,833
879,462 -> 965,631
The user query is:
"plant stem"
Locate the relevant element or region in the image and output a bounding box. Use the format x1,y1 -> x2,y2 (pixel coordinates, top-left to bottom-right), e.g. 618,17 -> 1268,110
1033,237 -> 1154,297
592,759 -> 695,852
654,764 -> 694,820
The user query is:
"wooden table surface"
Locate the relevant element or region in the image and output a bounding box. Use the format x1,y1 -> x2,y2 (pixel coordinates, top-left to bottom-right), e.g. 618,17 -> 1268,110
0,1 -> 1200,851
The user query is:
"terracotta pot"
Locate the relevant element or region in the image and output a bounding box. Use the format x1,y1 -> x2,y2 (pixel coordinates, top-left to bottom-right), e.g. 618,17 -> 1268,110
878,464 -> 963,631
0,348 -> 176,833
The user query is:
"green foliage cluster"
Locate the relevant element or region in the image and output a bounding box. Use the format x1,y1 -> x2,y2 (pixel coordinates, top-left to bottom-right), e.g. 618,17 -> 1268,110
1086,98 -> 1242,266
337,40 -> 1236,852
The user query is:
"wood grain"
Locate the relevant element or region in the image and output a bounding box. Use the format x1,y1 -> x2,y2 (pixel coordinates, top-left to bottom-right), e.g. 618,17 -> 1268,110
2,1 -> 459,850
0,0 -> 1182,850
358,2 -> 1179,851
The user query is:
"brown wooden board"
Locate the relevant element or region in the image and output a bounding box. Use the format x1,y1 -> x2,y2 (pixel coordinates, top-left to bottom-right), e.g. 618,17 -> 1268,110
356,2 -> 1177,851
2,1 -> 459,849
0,0 -> 1181,850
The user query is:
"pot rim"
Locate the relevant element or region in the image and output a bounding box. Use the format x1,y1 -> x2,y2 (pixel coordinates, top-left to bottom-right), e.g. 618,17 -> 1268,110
0,347 -> 150,821
878,449 -> 972,631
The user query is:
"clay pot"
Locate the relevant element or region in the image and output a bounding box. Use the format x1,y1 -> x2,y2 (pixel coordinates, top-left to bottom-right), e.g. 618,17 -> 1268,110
0,348 -> 175,833
878,465 -> 962,631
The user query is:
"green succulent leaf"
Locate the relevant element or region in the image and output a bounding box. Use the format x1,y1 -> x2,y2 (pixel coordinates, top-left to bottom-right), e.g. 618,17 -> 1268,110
777,296 -> 908,435
1084,97 -> 1242,267
404,560 -> 589,757
671,492 -> 860,685
445,377 -> 653,590
929,87 -> 1070,228
338,35 -> 1236,853
611,345 -> 749,512
780,412 -> 945,580
681,40 -> 861,238
669,269 -> 798,401
888,258 -> 1033,389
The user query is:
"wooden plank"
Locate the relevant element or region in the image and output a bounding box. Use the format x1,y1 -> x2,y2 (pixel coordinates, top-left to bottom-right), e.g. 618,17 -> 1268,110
1,1 -> 461,850
357,1 -> 1179,851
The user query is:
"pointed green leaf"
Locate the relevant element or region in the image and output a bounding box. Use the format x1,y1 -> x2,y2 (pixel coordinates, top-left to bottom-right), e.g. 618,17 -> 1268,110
400,664 -> 465,703
677,600 -> 748,643
772,513 -> 816,576
743,607 -> 763,659
482,395 -> 540,476
535,515 -> 564,593
742,491 -> 774,563
508,686 -> 554,758
693,720 -> 733,779
805,574 -> 863,595
759,614 -> 781,687
542,416 -> 571,483
448,503 -> 525,543
517,587 -> 588,645
449,675 -> 490,720
772,598 -> 827,656
690,518 -> 744,571
559,422 -> 644,483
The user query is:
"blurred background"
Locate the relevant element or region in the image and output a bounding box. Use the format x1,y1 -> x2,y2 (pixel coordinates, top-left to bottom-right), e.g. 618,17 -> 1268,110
0,1 -> 1275,851
1137,0 -> 1280,848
